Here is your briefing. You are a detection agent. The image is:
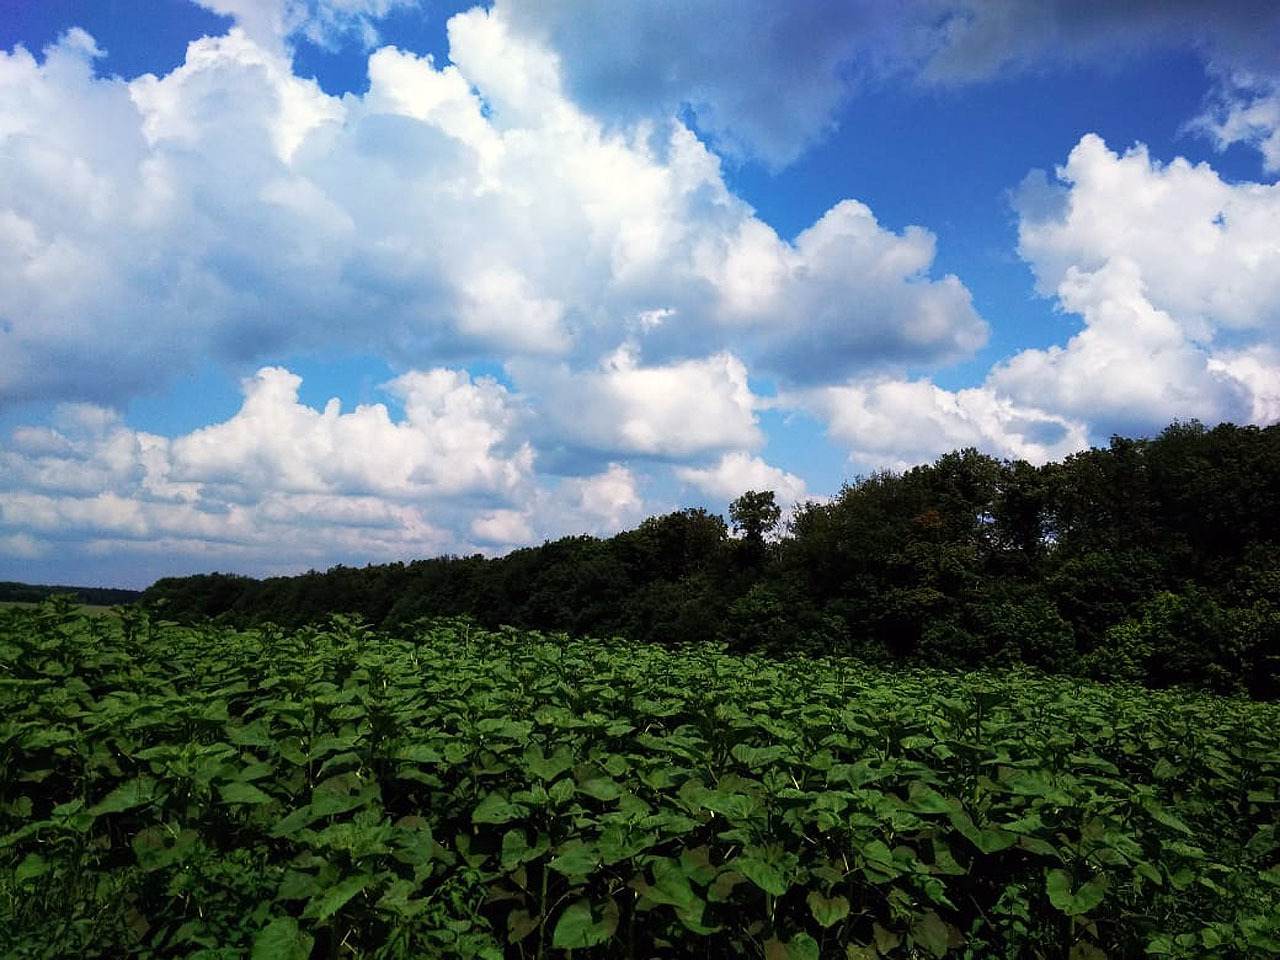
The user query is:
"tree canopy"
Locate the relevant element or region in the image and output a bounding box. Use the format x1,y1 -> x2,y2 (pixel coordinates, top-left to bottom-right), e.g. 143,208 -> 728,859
142,420 -> 1280,698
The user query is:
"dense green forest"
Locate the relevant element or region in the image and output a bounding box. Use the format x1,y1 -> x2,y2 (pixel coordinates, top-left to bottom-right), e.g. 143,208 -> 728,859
143,420 -> 1280,698
0,582 -> 143,607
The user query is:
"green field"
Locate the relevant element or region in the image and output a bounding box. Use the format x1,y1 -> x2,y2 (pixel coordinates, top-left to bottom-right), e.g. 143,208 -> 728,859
2,601 -> 1279,958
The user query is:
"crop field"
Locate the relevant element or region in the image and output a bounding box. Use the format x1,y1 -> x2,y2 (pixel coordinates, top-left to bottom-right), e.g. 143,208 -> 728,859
2,601 -> 1279,958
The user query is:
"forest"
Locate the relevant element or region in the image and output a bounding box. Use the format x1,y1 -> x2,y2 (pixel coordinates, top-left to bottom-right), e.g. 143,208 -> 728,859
142,420 -> 1280,699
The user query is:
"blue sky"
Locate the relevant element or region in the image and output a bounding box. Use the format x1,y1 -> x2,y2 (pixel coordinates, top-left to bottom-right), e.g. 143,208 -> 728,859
2,0 -> 1279,588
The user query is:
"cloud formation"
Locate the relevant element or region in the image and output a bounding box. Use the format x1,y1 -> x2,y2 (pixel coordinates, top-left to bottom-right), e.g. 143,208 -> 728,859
494,0 -> 1280,167
0,366 -> 643,581
4,2 -> 1280,585
995,134 -> 1280,436
0,12 -> 980,415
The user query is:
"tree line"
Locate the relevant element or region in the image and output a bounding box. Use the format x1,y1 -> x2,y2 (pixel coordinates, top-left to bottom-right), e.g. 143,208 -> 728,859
142,420 -> 1280,698
0,581 -> 142,607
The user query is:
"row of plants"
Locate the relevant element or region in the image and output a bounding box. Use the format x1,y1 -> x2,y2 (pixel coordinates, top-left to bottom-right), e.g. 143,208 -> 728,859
2,600 -> 1279,957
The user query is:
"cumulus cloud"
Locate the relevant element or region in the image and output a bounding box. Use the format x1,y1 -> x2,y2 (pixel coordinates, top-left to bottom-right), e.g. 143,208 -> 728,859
0,8 -> 1004,581
170,366 -> 532,499
675,452 -> 808,508
987,259 -> 1254,436
1015,135 -> 1280,333
791,378 -> 1088,471
524,346 -> 762,462
0,366 -> 647,580
799,129 -> 1280,469
0,12 -> 982,414
994,134 -> 1280,437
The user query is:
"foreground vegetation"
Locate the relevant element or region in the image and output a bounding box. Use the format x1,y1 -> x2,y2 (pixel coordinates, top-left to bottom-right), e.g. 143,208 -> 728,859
144,420 -> 1280,699
3,603 -> 1278,958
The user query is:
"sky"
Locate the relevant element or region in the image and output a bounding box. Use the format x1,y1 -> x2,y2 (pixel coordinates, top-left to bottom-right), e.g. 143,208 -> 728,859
1,0 -> 1279,589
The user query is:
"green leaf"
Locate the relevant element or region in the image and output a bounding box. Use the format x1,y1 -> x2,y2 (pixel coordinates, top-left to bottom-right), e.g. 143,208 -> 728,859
220,781 -> 274,805
476,717 -> 534,741
91,777 -> 154,815
391,742 -> 442,768
634,857 -> 696,910
311,776 -> 368,817
523,743 -> 574,781
700,789 -> 758,820
911,910 -> 951,958
735,853 -> 789,896
473,792 -> 529,825
767,932 -> 819,960
228,719 -> 274,748
15,852 -> 49,883
507,908 -> 538,944
904,783 -> 952,814
548,777 -> 575,805
303,873 -> 371,921
730,743 -> 789,769
551,898 -> 618,949
251,917 -> 314,960
271,805 -> 316,838
550,841 -> 600,878
807,890 -> 850,928
578,776 -> 624,802
1046,869 -> 1107,916
1141,797 -> 1193,835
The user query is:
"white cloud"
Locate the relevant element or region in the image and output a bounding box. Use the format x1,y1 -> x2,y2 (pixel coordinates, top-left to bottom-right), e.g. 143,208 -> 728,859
1194,74 -> 1280,173
792,378 -> 1088,470
1,14 -> 983,413
999,134 -> 1280,436
676,452 -> 808,508
0,366 -> 652,578
170,366 -> 532,499
1207,346 -> 1280,424
988,259 -> 1253,435
191,0 -> 418,53
757,201 -> 986,381
795,131 -> 1280,471
525,346 -> 762,461
1015,135 -> 1280,335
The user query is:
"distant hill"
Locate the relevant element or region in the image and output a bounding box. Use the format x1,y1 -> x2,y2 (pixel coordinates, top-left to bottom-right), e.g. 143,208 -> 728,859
0,581 -> 143,607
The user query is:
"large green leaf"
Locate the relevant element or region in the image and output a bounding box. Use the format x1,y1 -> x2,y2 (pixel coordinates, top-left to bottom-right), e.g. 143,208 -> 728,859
302,873 -> 372,921
1046,869 -> 1107,916
911,910 -> 951,959
551,898 -> 618,949
523,743 -> 574,781
91,777 -> 154,815
14,852 -> 49,883
730,743 -> 789,769
251,917 -> 314,960
735,853 -> 789,896
473,791 -> 529,825
806,890 -> 850,928
550,840 -> 600,878
220,781 -> 274,804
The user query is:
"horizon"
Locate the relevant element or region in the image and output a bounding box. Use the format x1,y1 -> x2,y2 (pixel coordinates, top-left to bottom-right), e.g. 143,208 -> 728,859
2,1 -> 1279,589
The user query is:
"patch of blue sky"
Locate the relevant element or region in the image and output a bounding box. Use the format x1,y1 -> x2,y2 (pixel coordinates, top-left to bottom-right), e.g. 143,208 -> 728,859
292,1 -> 476,96
0,0 -> 231,76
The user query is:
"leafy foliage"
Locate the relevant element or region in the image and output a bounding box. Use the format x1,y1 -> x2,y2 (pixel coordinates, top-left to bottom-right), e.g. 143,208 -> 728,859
140,420 -> 1280,699
3,603 -> 1279,957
